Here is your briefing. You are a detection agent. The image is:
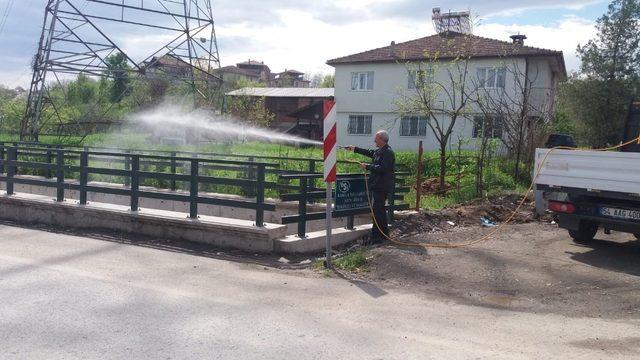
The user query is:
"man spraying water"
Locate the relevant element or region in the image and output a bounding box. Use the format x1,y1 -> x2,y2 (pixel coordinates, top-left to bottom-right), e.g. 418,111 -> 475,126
344,130 -> 396,244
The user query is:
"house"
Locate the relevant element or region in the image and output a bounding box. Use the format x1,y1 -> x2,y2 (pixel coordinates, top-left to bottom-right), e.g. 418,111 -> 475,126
216,60 -> 272,87
272,69 -> 310,88
326,32 -> 567,151
215,60 -> 311,90
226,87 -> 334,140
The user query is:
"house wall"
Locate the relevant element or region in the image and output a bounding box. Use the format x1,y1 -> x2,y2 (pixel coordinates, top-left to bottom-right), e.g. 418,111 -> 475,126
333,56 -> 557,151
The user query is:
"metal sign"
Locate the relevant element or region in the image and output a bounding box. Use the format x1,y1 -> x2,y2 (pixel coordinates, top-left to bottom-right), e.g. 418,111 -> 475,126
335,178 -> 369,211
323,100 -> 337,183
322,99 -> 337,268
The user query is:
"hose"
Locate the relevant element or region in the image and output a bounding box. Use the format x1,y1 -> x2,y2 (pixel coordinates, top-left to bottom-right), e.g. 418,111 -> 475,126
353,135 -> 640,249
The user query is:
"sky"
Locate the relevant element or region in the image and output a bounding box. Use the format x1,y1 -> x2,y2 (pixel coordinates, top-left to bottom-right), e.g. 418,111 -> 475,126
0,0 -> 609,88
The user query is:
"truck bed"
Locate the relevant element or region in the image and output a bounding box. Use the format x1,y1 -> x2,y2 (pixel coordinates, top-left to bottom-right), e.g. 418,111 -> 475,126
534,148 -> 640,195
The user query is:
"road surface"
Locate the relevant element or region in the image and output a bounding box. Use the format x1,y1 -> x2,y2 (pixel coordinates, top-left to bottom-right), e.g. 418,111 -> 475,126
1,223 -> 639,359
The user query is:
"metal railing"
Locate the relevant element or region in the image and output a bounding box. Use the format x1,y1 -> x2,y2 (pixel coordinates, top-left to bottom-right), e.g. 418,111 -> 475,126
279,173 -> 411,238
0,144 -> 277,226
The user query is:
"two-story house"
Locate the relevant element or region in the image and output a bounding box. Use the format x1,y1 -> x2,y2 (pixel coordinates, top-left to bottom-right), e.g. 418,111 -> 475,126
326,32 -> 567,151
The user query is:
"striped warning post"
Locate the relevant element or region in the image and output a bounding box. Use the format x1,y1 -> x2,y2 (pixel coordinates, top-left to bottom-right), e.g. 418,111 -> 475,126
323,100 -> 337,183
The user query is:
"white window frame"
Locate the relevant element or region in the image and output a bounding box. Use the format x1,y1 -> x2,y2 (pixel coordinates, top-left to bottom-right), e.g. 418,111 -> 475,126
477,67 -> 506,89
399,116 -> 428,137
348,115 -> 373,135
350,71 -> 374,91
408,68 -> 434,89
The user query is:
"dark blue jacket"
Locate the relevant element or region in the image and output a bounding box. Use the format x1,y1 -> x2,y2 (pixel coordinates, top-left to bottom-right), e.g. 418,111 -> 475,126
355,144 -> 395,193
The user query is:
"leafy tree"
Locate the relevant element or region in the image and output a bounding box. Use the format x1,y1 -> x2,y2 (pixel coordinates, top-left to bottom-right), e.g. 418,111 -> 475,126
105,52 -> 131,103
227,94 -> 274,127
67,74 -> 98,105
561,0 -> 640,147
558,75 -> 634,147
577,0 -> 640,80
320,74 -> 335,88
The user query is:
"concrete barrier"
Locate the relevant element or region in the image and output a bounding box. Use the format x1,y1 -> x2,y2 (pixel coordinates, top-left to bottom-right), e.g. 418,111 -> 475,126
0,193 -> 287,253
0,176 -> 371,235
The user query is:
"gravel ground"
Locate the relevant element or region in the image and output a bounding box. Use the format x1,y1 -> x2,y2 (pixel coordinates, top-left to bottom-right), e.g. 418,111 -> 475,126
353,221 -> 640,319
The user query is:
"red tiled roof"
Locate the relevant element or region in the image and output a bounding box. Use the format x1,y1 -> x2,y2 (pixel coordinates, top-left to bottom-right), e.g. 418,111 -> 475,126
327,32 -> 565,75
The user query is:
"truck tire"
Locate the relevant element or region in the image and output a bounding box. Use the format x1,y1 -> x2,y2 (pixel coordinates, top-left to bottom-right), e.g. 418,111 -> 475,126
569,221 -> 598,243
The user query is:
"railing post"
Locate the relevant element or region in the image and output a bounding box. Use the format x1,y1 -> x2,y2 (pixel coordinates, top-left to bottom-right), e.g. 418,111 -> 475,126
255,164 -> 265,227
189,159 -> 198,219
0,143 -> 5,174
245,156 -> 256,197
308,160 -> 316,203
45,145 -> 53,178
387,180 -> 396,224
14,145 -> 18,175
56,150 -> 65,202
124,150 -> 131,187
346,215 -> 355,230
79,151 -> 88,205
130,155 -> 139,212
297,177 -> 308,238
6,147 -> 16,195
170,151 -> 177,191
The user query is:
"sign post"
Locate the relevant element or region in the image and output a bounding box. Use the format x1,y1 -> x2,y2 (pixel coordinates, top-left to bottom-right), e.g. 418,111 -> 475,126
323,100 -> 337,268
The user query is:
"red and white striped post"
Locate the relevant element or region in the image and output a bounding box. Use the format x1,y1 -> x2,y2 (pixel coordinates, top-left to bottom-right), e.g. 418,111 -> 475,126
323,100 -> 337,267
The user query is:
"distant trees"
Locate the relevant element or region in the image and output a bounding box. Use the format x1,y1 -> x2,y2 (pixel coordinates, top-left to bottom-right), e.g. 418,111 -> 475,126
320,74 -> 335,88
559,0 -> 640,147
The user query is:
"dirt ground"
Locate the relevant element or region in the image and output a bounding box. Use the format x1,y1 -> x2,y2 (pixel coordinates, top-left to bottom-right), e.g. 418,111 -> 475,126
344,198 -> 640,319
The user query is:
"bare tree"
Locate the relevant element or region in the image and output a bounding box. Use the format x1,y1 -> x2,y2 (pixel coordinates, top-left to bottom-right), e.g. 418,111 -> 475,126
475,58 -> 555,180
395,37 -> 482,190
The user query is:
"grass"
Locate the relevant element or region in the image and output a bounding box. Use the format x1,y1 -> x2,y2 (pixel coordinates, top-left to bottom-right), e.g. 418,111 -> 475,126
333,249 -> 368,272
0,131 -> 530,210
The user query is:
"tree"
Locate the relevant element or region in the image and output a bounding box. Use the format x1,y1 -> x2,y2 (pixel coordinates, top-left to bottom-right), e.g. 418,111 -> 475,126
476,59 -> 555,181
558,75 -> 635,147
577,0 -> 640,80
105,52 -> 131,103
559,0 -> 640,147
395,36 -> 481,190
310,73 -> 324,87
320,74 -> 335,88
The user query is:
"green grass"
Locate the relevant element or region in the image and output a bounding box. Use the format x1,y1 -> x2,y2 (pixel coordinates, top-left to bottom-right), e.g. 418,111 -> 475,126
334,249 -> 368,272
0,132 -> 530,210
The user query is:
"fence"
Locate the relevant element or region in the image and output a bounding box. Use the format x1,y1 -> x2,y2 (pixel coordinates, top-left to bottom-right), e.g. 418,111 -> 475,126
0,144 -> 277,226
279,173 -> 411,238
0,143 -> 411,235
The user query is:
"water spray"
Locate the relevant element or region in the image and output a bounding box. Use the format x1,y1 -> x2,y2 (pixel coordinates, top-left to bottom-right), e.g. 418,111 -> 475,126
126,104 -> 323,147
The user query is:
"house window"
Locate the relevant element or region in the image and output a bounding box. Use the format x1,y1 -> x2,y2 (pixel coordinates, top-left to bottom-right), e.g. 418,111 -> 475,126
348,115 -> 372,135
477,67 -> 506,88
408,68 -> 433,89
400,116 -> 428,136
351,71 -> 374,91
473,116 -> 503,138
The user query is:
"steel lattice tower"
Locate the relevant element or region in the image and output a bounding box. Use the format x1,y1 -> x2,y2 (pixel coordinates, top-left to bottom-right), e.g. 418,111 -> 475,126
22,0 -> 222,141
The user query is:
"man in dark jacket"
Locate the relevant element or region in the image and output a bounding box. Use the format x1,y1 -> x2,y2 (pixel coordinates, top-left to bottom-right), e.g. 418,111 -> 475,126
346,130 -> 395,243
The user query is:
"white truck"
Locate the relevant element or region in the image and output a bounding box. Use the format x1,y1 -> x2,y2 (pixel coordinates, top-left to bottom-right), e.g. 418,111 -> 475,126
535,101 -> 640,242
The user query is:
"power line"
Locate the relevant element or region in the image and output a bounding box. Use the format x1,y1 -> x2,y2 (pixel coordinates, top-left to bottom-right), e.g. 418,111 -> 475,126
0,0 -> 16,36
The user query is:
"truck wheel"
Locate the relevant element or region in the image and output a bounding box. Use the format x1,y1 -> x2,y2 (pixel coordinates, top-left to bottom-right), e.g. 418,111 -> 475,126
569,221 -> 598,243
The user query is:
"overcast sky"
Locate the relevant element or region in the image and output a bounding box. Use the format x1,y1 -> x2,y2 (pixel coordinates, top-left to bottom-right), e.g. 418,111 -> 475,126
0,0 -> 608,88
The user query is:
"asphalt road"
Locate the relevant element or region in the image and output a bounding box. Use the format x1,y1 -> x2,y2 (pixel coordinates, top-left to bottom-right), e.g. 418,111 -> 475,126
1,224 -> 640,359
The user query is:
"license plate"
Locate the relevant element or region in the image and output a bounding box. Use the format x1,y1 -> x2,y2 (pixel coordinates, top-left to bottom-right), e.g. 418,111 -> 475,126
599,207 -> 640,221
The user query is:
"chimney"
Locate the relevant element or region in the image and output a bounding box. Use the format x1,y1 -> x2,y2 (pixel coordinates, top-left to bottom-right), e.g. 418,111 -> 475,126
389,41 -> 396,57
510,34 -> 527,45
